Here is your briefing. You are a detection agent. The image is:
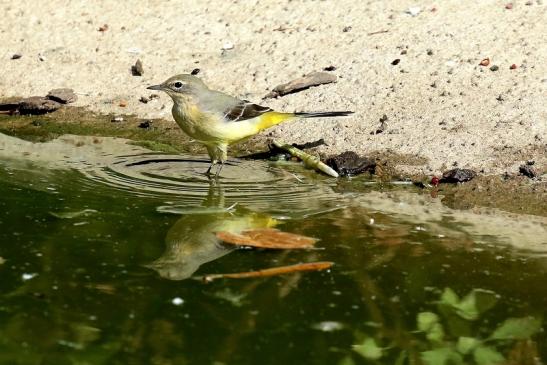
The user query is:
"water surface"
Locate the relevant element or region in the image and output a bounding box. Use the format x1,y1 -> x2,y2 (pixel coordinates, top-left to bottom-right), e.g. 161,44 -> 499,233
0,135 -> 546,365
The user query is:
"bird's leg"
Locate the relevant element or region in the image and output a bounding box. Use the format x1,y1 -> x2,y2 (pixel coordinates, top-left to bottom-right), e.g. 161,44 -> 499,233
205,160 -> 217,176
214,161 -> 225,179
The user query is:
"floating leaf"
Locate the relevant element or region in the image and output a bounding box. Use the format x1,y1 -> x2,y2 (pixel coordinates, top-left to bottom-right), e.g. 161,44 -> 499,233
216,228 -> 317,249
456,336 -> 481,355
421,348 -> 464,365
489,317 -> 542,340
473,345 -> 504,365
201,261 -> 333,282
49,209 -> 97,219
353,337 -> 382,360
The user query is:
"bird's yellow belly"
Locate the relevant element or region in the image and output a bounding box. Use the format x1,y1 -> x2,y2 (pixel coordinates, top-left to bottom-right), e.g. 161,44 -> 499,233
172,104 -> 260,145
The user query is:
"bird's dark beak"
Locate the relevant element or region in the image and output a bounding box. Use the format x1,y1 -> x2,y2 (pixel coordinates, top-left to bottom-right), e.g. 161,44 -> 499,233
147,84 -> 163,91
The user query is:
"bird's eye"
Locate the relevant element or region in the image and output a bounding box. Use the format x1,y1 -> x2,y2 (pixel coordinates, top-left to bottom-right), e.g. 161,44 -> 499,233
173,82 -> 183,89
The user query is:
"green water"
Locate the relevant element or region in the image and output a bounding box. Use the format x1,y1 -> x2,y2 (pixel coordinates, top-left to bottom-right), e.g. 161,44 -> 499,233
0,150 -> 546,365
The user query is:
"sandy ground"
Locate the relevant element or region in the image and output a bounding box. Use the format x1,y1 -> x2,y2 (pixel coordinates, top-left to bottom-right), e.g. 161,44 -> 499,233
1,0 -> 546,176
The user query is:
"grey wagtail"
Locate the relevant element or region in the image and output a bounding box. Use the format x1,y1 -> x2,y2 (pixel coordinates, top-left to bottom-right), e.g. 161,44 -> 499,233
147,74 -> 353,177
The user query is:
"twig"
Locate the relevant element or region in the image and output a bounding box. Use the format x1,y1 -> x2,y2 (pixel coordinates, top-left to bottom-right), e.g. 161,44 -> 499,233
272,139 -> 339,177
367,29 -> 389,36
200,261 -> 333,283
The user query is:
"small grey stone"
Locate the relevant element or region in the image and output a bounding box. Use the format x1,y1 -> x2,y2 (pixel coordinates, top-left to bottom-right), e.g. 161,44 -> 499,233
19,96 -> 61,115
47,88 -> 77,104
440,168 -> 477,183
490,65 -> 499,71
131,59 -> 144,76
11,54 -> 22,60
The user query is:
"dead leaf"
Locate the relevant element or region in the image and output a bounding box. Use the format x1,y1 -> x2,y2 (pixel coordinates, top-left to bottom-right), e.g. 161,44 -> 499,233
202,261 -> 333,282
216,228 -> 317,249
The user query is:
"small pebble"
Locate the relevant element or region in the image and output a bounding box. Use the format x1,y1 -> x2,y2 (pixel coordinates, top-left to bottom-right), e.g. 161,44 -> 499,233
11,53 -> 22,60
119,100 -> 127,107
479,58 -> 490,66
111,116 -> 124,122
323,65 -> 337,71
98,24 -> 109,32
131,59 -> 144,76
191,68 -> 200,75
38,54 -> 46,62
405,6 -> 421,16
505,3 -> 513,9
509,64 -> 517,69
426,49 -> 434,55
490,65 -> 499,71
391,58 -> 401,65
342,26 -> 352,32
139,96 -> 149,103
222,41 -> 234,50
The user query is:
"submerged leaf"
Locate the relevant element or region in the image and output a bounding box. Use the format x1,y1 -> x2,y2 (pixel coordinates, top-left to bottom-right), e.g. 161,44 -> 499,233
473,346 -> 504,365
440,288 -> 460,307
201,261 -> 333,282
421,348 -> 464,365
353,337 -> 383,360
49,209 -> 97,219
489,317 -> 542,340
337,356 -> 356,365
439,288 -> 498,321
456,336 -> 481,355
216,228 -> 317,249
418,312 -> 440,332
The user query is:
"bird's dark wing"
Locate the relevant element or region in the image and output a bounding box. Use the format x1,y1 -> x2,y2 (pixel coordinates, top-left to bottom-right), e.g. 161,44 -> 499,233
223,100 -> 272,122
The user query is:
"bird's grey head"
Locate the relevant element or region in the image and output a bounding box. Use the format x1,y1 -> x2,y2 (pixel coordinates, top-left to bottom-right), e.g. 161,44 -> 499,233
147,74 -> 208,101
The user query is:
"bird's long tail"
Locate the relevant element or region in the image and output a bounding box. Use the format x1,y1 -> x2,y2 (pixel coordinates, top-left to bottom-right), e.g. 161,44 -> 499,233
294,111 -> 354,118
256,111 -> 353,132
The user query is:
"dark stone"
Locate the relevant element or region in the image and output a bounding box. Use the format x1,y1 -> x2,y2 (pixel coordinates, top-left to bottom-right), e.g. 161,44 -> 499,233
519,164 -> 538,178
191,68 -> 201,75
47,88 -> 77,104
139,96 -> 149,103
391,59 -> 401,65
138,120 -> 151,129
18,96 -> 61,115
131,59 -> 144,76
440,168 -> 477,183
326,151 -> 376,176
11,54 -> 22,59
292,139 -> 325,150
490,65 -> 499,71
323,65 -> 337,71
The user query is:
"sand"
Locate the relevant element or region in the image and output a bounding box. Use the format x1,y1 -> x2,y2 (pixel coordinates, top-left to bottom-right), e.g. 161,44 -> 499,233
1,0 -> 546,176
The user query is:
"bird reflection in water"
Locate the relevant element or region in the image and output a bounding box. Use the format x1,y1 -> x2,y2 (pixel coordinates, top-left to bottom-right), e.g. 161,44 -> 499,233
145,182 -> 277,280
